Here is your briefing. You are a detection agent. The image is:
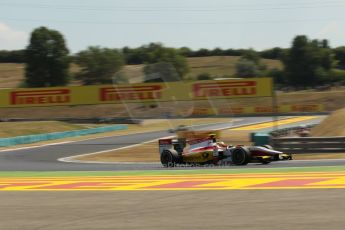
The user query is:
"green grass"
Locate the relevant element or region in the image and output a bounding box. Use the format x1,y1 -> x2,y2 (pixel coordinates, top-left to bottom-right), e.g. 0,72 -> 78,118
0,166 -> 344,177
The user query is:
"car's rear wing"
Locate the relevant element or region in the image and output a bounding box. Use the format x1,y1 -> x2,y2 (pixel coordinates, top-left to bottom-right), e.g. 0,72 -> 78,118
158,138 -> 187,155
159,130 -> 220,155
158,138 -> 173,155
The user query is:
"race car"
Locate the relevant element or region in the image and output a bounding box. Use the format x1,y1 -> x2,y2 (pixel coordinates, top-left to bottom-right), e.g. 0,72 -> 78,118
158,131 -> 292,167
168,124 -> 189,133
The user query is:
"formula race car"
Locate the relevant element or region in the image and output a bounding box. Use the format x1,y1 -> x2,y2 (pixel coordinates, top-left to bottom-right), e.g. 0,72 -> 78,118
168,125 -> 189,133
158,131 -> 292,167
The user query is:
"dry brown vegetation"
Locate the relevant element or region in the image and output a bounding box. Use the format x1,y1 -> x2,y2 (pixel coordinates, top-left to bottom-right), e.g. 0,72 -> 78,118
0,63 -> 24,88
311,108 -> 345,136
0,121 -> 89,138
0,118 -> 232,138
186,56 -> 282,79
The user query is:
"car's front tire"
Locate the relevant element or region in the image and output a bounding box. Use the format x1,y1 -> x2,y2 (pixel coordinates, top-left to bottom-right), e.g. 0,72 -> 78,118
231,147 -> 251,165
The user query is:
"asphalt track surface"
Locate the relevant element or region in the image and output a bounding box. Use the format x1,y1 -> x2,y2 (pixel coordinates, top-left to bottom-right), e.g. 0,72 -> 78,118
1,190 -> 344,230
0,116 -> 344,171
1,116 -> 344,230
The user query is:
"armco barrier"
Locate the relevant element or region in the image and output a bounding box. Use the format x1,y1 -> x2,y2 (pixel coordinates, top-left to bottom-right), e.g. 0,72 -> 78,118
250,124 -> 318,146
270,136 -> 345,153
269,124 -> 316,137
0,125 -> 128,147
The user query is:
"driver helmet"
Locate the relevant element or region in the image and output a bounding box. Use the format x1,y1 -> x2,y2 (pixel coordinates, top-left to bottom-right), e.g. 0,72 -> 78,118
209,133 -> 217,142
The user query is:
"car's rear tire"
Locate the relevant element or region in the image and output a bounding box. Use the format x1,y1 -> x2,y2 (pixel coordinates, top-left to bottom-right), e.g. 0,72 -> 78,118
231,147 -> 251,165
160,149 -> 180,167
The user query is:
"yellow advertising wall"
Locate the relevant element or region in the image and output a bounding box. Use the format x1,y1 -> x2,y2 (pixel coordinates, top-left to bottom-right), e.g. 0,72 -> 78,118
0,78 -> 273,108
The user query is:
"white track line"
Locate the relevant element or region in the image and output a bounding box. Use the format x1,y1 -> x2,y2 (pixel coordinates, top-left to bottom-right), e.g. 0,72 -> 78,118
0,141 -> 74,153
58,136 -> 173,164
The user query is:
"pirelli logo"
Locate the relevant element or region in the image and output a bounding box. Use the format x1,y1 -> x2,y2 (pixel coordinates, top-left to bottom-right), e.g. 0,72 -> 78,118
10,89 -> 70,105
254,106 -> 274,113
292,105 -> 320,112
100,85 -> 163,102
218,107 -> 245,114
193,81 -> 257,98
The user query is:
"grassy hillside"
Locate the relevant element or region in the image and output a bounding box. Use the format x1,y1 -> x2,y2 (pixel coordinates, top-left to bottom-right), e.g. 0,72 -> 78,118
0,56 -> 282,88
186,56 -> 282,79
0,63 -> 24,88
97,56 -> 283,83
0,63 -> 82,88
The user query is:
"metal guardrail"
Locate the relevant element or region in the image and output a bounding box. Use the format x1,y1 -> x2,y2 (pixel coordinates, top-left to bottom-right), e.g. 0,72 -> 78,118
269,124 -> 316,137
270,136 -> 345,153
0,117 -> 142,124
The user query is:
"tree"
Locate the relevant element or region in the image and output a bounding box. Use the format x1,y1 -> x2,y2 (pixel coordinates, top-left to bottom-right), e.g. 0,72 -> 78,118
25,27 -> 70,87
144,62 -> 180,82
267,68 -> 286,86
241,49 -> 260,65
178,47 -> 192,56
143,43 -> 189,82
197,73 -> 212,81
111,69 -> 130,85
75,47 -> 124,85
235,59 -> 260,78
0,50 -> 25,63
235,49 -> 265,77
334,46 -> 345,69
122,46 -> 147,65
193,48 -> 211,57
260,47 -> 284,60
283,35 -> 334,87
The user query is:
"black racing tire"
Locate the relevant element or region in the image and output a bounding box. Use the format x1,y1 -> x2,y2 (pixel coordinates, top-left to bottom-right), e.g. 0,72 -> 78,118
160,149 -> 180,167
231,147 -> 251,165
